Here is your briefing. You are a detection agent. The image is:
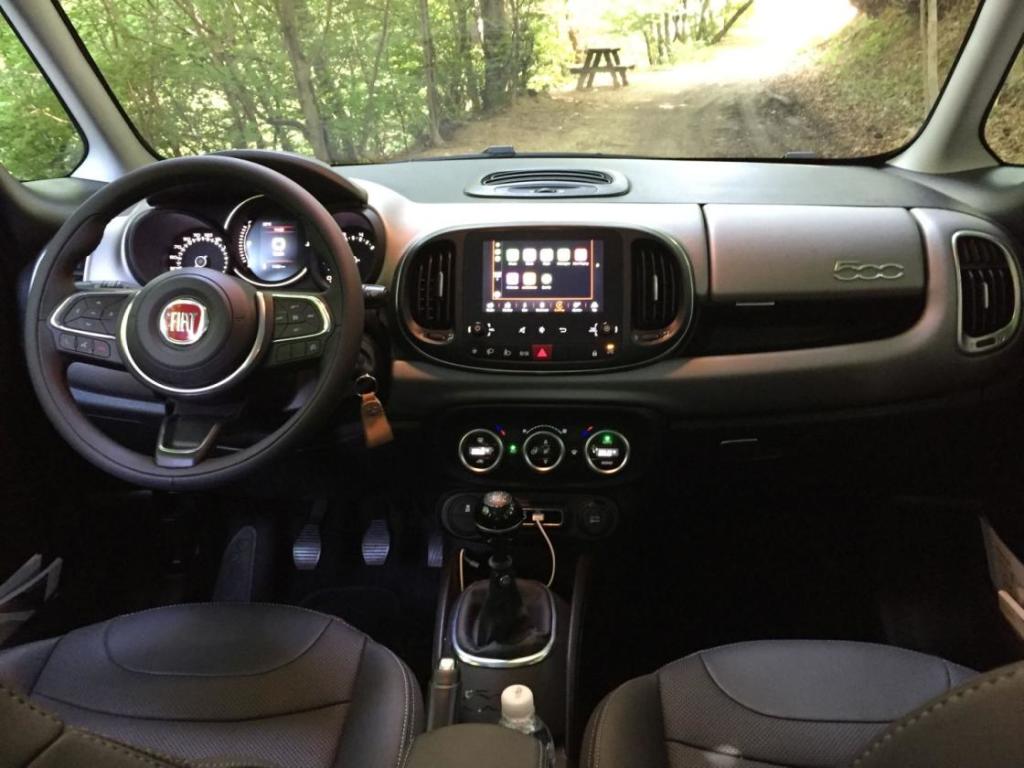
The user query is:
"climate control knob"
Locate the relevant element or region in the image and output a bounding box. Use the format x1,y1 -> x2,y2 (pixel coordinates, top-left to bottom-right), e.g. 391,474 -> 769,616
585,430 -> 630,475
458,428 -> 503,473
523,429 -> 566,473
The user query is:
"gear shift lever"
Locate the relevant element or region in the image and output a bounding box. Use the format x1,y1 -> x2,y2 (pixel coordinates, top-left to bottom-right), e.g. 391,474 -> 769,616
472,491 -> 528,645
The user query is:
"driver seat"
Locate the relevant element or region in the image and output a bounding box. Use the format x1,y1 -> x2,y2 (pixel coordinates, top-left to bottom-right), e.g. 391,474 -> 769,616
0,602 -> 421,768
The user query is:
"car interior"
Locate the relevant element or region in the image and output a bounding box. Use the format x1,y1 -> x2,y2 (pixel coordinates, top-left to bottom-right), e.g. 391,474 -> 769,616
3,0 -> 1024,766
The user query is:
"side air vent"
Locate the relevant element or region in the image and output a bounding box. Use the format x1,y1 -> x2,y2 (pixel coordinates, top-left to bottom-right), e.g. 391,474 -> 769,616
466,169 -> 629,198
632,239 -> 682,339
407,240 -> 456,337
955,232 -> 1020,353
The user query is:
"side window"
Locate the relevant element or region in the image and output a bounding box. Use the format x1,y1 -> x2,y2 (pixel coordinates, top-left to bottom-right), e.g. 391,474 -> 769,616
0,15 -> 84,179
986,46 -> 1024,164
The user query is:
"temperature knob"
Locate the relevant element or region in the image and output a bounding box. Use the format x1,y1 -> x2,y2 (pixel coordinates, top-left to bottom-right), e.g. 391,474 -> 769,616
523,429 -> 565,473
585,430 -> 630,475
458,429 -> 503,473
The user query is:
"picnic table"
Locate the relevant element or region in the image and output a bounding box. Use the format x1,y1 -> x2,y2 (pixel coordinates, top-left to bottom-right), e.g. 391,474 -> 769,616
570,47 -> 634,90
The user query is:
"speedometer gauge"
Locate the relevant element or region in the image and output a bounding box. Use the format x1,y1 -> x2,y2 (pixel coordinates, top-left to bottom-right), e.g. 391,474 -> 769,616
168,232 -> 229,273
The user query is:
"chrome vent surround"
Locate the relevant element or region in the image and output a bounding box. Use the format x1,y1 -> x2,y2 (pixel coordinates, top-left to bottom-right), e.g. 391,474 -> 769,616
466,169 -> 629,198
632,238 -> 681,333
954,231 -> 1021,354
408,240 -> 456,333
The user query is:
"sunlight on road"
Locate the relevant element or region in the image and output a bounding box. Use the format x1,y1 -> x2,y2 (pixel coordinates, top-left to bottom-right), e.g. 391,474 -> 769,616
663,0 -> 858,85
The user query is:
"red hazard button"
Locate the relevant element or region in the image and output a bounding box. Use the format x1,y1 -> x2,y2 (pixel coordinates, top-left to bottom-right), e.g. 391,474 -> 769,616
531,344 -> 553,361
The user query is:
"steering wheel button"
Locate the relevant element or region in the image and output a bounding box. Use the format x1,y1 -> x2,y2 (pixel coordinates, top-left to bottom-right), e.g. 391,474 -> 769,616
58,333 -> 77,351
305,339 -> 323,357
75,337 -> 95,355
92,340 -> 111,358
67,317 -> 103,333
62,302 -> 86,322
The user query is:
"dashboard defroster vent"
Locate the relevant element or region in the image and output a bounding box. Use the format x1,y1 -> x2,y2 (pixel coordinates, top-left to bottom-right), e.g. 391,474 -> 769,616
466,169 -> 629,198
632,239 -> 681,336
408,240 -> 456,334
954,232 -> 1020,353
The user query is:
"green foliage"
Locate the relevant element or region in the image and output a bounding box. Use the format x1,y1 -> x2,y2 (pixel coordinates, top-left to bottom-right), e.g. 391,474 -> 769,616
0,20 -> 83,179
55,0 -> 566,164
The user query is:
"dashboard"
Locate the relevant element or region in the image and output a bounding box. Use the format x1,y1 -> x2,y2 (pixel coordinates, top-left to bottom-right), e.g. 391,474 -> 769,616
72,154 -> 1024,485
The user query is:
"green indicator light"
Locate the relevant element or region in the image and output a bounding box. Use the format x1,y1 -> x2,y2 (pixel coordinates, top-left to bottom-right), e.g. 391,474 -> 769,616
601,433 -> 614,445
508,444 -> 519,455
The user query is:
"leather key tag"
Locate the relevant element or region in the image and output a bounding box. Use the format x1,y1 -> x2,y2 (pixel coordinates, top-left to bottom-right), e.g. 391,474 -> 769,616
360,392 -> 394,448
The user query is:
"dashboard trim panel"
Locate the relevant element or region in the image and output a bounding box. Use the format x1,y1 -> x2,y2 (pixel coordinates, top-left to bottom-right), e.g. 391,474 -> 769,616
392,221 -> 697,375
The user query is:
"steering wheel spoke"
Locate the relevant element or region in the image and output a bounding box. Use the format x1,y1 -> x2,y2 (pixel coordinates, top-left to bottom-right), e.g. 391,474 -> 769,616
49,287 -> 137,367
265,290 -> 333,367
155,401 -> 243,469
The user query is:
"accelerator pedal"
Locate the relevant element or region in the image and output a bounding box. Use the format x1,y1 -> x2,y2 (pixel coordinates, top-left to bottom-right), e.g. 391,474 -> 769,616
361,519 -> 391,566
427,530 -> 444,569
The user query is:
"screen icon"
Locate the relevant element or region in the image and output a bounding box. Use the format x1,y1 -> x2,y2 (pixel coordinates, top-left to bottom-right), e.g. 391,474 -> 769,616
531,344 -> 553,361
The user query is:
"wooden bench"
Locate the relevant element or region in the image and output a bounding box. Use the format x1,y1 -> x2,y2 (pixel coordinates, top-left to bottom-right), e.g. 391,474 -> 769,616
572,48 -> 634,90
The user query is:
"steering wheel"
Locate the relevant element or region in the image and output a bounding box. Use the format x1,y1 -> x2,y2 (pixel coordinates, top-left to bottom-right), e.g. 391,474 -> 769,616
24,155 -> 364,490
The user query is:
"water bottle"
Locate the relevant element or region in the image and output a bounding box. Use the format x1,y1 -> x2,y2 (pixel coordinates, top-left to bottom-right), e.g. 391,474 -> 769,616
498,684 -> 555,767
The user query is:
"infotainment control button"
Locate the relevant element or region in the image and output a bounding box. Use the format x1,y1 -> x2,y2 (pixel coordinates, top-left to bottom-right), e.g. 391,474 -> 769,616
458,429 -> 504,473
585,430 -> 630,475
523,430 -> 565,473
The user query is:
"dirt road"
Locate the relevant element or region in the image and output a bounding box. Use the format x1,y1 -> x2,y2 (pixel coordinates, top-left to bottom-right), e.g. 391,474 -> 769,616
412,0 -> 854,160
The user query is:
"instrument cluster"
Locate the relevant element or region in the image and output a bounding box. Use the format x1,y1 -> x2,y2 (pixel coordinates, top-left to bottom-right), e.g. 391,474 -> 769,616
123,195 -> 383,287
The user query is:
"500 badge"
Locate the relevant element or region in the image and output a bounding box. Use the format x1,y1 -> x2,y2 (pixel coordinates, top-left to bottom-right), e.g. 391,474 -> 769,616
832,260 -> 906,281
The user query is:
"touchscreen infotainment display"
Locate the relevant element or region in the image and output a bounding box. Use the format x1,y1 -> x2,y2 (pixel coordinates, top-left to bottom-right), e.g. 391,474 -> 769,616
483,238 -> 604,314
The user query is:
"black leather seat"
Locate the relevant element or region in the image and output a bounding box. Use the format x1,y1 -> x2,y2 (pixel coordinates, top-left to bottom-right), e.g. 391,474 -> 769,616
0,603 -> 422,768
581,640 -> 976,768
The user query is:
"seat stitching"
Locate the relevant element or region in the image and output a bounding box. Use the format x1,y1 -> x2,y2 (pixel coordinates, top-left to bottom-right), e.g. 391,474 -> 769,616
64,731 -> 176,768
33,691 -> 351,723
100,610 -> 333,678
327,635 -> 366,768
381,645 -> 412,768
591,691 -> 612,768
1,682 -> 63,725
583,696 -> 603,768
695,653 -> 893,725
850,665 -> 1024,766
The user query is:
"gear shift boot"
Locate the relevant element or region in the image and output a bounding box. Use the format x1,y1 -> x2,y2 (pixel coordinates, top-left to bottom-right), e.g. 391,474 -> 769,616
453,578 -> 555,662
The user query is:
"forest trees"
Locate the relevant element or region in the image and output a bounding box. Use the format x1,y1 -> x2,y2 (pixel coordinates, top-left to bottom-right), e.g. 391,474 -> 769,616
50,0 -> 558,165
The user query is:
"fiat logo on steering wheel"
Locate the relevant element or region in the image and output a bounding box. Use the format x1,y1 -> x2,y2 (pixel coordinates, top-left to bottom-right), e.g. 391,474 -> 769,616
159,298 -> 208,346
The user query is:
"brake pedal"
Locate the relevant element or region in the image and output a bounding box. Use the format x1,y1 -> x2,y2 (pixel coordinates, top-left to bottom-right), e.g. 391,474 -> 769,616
293,502 -> 326,571
361,519 -> 391,566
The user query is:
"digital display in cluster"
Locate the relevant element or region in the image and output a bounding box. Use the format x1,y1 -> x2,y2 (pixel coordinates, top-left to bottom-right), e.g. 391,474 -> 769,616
483,238 -> 604,314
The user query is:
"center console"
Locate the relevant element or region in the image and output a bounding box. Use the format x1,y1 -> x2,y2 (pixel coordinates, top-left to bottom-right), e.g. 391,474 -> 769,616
398,226 -> 694,372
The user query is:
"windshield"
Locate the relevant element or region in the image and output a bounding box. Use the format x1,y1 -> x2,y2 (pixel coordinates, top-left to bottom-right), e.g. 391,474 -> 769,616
57,0 -> 980,164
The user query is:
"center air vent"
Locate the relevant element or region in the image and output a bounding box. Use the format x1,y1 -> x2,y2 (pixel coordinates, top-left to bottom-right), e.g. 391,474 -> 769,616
466,169 -> 629,198
955,232 -> 1020,353
632,239 -> 682,339
406,240 -> 456,338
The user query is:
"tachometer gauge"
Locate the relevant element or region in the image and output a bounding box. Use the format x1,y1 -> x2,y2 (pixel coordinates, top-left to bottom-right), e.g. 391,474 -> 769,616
345,228 -> 377,275
168,231 -> 229,273
318,228 -> 378,286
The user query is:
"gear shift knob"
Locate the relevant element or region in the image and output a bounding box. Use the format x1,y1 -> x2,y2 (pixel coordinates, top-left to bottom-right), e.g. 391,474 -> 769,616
475,490 -> 526,537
